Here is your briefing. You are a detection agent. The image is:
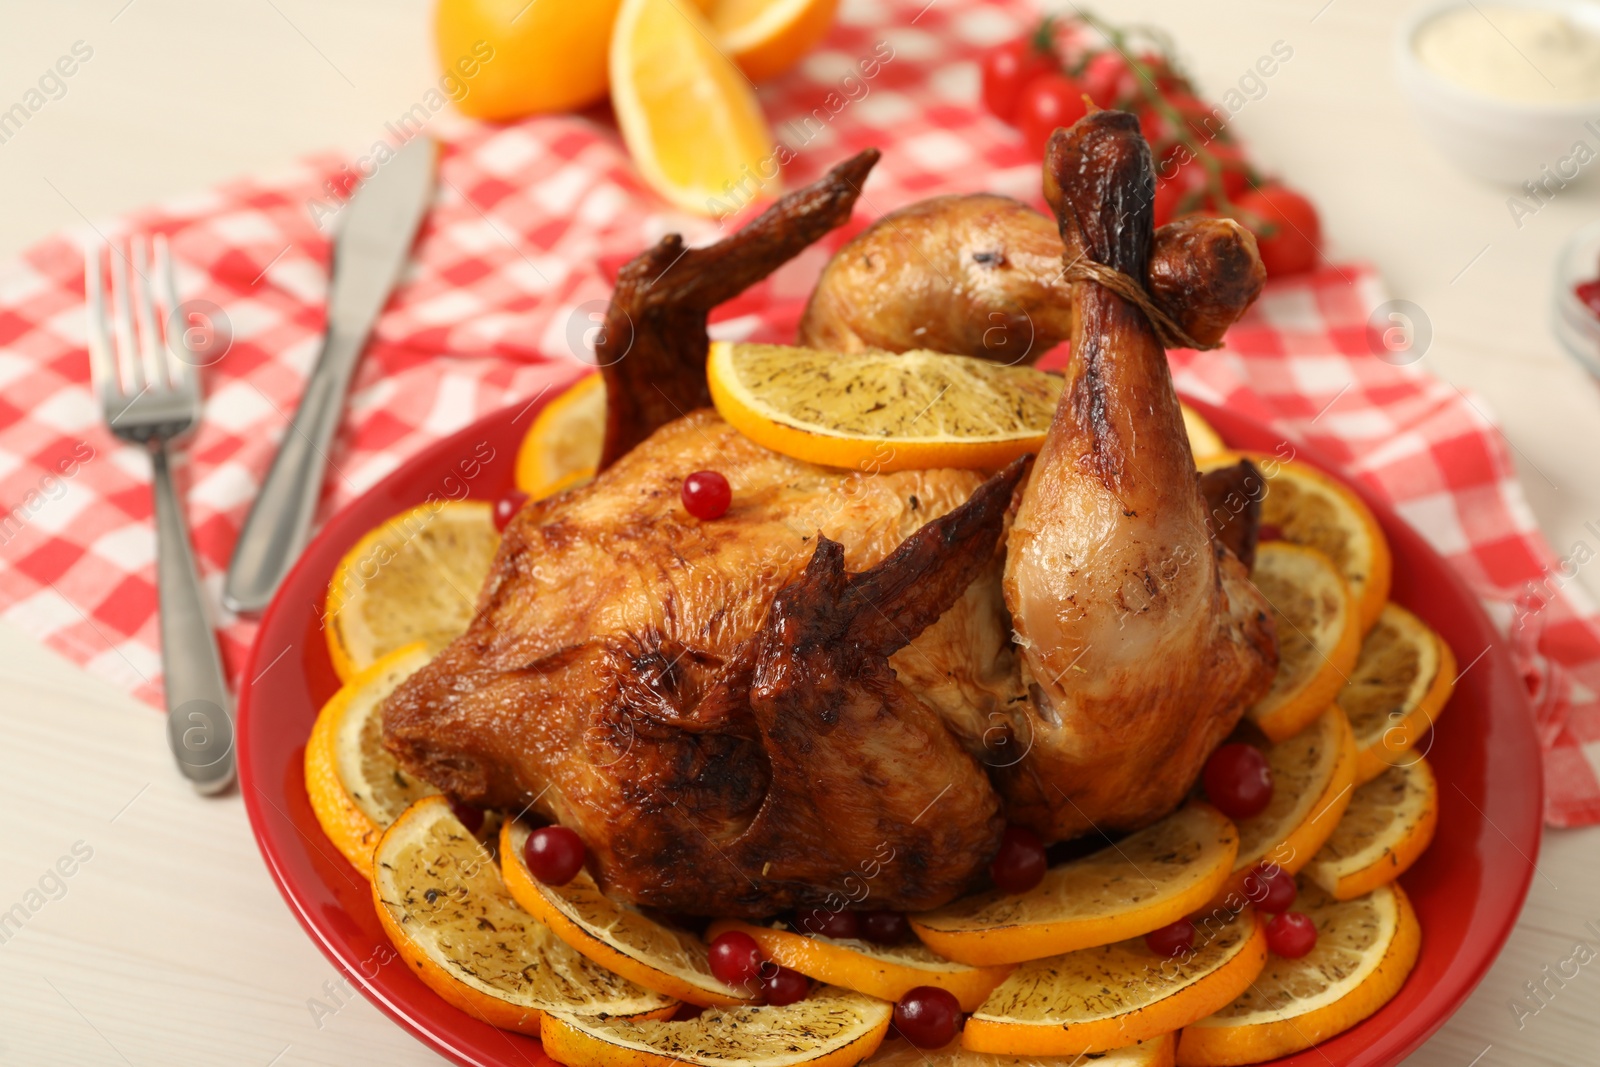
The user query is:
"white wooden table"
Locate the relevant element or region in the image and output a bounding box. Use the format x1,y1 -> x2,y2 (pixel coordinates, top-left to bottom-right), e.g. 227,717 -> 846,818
2,1 -> 1598,1063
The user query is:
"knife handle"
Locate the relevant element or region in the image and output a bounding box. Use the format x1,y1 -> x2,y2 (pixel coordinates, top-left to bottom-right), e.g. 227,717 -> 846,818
223,329 -> 364,613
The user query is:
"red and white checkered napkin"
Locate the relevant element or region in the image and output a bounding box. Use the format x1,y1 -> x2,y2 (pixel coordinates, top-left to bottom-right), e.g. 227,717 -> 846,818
0,0 -> 1597,824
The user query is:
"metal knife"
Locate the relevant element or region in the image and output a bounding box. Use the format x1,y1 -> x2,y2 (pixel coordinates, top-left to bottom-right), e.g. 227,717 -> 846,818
224,135 -> 437,613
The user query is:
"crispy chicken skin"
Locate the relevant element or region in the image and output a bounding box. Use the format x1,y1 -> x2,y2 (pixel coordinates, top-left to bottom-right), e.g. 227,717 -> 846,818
997,114 -> 1277,839
797,194 -> 1264,360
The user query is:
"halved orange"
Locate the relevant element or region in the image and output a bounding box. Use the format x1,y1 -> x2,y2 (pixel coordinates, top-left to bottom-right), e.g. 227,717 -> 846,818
1181,403 -> 1226,461
911,805 -> 1239,966
710,0 -> 840,82
324,499 -> 499,683
1306,757 -> 1438,901
372,797 -> 676,1035
707,919 -> 1010,1011
304,643 -> 439,878
708,341 -> 1062,472
1200,452 -> 1391,632
1212,706 -> 1357,908
515,374 -> 605,500
962,909 -> 1267,1057
611,0 -> 776,215
1245,541 -> 1361,742
1339,603 -> 1457,785
1176,883 -> 1420,1065
501,821 -> 755,1007
541,986 -> 892,1067
870,1033 -> 1176,1066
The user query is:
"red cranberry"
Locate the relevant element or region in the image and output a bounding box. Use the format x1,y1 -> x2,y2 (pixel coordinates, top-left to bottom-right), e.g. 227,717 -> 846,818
681,470 -> 731,520
1203,743 -> 1274,820
448,799 -> 484,835
761,964 -> 810,1006
707,931 -> 764,987
859,910 -> 911,945
523,825 -> 585,886
493,488 -> 529,532
796,908 -> 860,939
893,986 -> 962,1048
990,825 -> 1048,893
1243,865 -> 1297,913
1143,918 -> 1196,958
1264,911 -> 1318,958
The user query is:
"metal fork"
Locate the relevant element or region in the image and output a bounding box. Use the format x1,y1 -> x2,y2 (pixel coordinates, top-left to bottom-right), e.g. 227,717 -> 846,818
86,236 -> 234,794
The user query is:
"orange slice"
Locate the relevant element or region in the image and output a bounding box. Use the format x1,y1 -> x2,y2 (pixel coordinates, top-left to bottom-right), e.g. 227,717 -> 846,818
1306,757 -> 1438,901
707,919 -> 1010,1011
372,797 -> 676,1035
1181,403 -> 1226,461
1212,707 -> 1357,907
541,986 -> 892,1067
708,341 -> 1062,472
324,499 -> 499,683
501,821 -> 755,1007
1200,452 -> 1391,632
962,909 -> 1267,1057
515,374 -> 605,500
1176,883 -> 1420,1065
305,643 -> 439,878
911,805 -> 1238,966
710,0 -> 840,82
1245,541 -> 1361,742
870,1033 -> 1176,1067
1339,603 -> 1457,785
610,0 -> 776,215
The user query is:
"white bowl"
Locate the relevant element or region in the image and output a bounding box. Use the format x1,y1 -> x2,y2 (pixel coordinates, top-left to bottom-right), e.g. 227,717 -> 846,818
1553,219 -> 1600,379
1394,0 -> 1600,185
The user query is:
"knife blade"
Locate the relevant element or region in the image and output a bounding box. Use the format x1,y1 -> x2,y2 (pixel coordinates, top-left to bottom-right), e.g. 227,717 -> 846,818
223,135 -> 437,613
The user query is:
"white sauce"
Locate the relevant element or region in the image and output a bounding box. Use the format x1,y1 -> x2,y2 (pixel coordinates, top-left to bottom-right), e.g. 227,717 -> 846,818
1415,5 -> 1600,103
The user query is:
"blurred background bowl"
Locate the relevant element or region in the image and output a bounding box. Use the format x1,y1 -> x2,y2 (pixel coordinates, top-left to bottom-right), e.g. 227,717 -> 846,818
1553,218 -> 1600,379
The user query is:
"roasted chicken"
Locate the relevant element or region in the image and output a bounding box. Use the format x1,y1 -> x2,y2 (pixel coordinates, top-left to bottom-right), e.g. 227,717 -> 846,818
383,114 -> 1276,917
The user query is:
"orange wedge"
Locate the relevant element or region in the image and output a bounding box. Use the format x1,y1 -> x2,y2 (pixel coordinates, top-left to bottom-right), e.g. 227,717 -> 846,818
1245,541 -> 1361,742
305,643 -> 439,878
962,909 -> 1267,1057
1201,452 -> 1391,632
324,499 -> 499,683
870,1033 -> 1176,1067
1306,757 -> 1438,901
1339,603 -> 1457,785
611,0 -> 776,215
911,805 -> 1238,966
708,341 -> 1062,472
709,0 -> 840,82
1176,883 -> 1420,1065
515,374 -> 605,500
708,919 -> 1010,1011
1213,707 -> 1357,907
501,821 -> 755,1007
372,797 -> 676,1035
541,986 -> 892,1067
1181,403 -> 1226,461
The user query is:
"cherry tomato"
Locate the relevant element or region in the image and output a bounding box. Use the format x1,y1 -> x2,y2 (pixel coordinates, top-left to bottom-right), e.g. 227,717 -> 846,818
1264,911 -> 1318,958
981,35 -> 1058,122
524,825 -> 586,885
990,824 -> 1049,893
681,470 -> 731,520
707,930 -> 764,987
893,986 -> 963,1048
1017,73 -> 1089,158
1233,184 -> 1322,277
761,964 -> 811,1005
1143,918 -> 1196,958
1152,152 -> 1208,227
1081,51 -> 1134,109
1242,864 -> 1298,913
795,908 -> 860,939
1202,742 -> 1274,820
859,910 -> 911,945
1203,141 -> 1253,204
493,487 -> 529,532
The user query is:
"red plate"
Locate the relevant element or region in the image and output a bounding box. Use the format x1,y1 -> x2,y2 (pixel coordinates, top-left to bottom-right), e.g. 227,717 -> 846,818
239,395 -> 1542,1067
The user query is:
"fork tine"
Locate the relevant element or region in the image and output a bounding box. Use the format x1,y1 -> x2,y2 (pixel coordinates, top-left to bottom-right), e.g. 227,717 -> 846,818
131,234 -> 166,390
83,243 -> 119,408
108,243 -> 145,395
154,234 -> 200,405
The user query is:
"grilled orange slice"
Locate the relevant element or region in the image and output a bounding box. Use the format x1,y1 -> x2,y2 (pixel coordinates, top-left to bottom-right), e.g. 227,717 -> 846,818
1306,757 -> 1438,901
869,1033 -> 1176,1066
1245,541 -> 1361,742
1339,603 -> 1457,785
515,374 -> 604,500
